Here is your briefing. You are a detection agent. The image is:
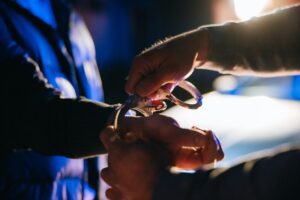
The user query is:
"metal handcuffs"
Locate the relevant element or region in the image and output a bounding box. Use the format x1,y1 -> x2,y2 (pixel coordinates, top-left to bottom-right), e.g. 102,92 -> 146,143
113,80 -> 203,140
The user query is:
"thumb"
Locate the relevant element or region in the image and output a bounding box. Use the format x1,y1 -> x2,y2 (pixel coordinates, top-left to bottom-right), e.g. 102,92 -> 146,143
135,71 -> 166,97
118,117 -> 145,140
135,62 -> 179,97
100,126 -> 125,154
167,127 -> 208,149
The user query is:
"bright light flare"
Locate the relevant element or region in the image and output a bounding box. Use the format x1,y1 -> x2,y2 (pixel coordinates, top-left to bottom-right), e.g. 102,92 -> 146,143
234,0 -> 269,20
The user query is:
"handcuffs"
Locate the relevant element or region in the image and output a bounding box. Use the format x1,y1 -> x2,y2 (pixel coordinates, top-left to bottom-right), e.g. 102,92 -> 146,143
113,80 -> 203,140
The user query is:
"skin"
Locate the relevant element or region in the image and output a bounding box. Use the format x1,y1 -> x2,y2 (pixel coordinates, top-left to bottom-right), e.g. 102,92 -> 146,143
125,28 -> 209,97
102,28 -> 222,200
101,115 -> 224,200
119,115 -> 224,170
101,126 -> 165,200
117,6 -> 300,199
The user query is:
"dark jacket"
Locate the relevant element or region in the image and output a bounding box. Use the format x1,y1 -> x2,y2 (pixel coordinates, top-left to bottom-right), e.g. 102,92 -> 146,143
206,4 -> 300,75
0,0 -> 114,199
154,147 -> 300,200
153,4 -> 300,200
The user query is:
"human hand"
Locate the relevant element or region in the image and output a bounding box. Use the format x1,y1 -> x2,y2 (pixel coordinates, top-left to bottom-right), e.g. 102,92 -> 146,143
118,115 -> 224,170
125,28 -> 209,97
100,126 -> 166,200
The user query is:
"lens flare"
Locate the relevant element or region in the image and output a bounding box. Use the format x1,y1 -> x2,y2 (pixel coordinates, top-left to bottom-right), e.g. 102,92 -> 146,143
234,0 -> 269,20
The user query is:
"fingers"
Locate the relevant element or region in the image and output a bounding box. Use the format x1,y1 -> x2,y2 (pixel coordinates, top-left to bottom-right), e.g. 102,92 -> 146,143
119,116 -> 222,170
118,117 -> 144,140
168,127 -> 208,148
173,127 -> 224,169
120,115 -> 181,142
126,54 -> 176,97
126,30 -> 204,97
105,115 -> 224,171
101,167 -> 116,186
100,126 -> 116,150
135,71 -> 169,97
101,168 -> 126,200
106,188 -> 123,200
159,83 -> 176,95
199,129 -> 224,163
125,56 -> 150,95
120,116 -> 208,149
100,126 -> 127,156
174,147 -> 204,170
158,122 -> 224,164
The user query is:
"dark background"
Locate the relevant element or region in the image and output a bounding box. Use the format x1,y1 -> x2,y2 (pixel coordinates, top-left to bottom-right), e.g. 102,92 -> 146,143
71,0 -> 300,104
72,0 -> 220,104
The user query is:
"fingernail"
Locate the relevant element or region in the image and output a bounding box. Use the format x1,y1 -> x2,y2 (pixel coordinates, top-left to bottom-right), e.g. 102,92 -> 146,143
192,126 -> 206,132
212,134 -> 220,151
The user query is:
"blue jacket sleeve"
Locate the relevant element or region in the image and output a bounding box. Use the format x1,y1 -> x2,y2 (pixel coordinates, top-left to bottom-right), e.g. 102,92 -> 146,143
0,14 -> 114,158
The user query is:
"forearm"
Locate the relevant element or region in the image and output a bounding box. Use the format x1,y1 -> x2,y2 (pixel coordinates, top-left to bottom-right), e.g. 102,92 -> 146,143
44,98 -> 115,157
11,98 -> 114,158
201,4 -> 300,75
3,78 -> 115,158
1,53 -> 114,158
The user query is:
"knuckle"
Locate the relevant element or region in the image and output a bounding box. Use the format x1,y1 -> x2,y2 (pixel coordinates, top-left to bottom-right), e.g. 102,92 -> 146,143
192,134 -> 206,147
161,115 -> 178,125
202,153 -> 216,164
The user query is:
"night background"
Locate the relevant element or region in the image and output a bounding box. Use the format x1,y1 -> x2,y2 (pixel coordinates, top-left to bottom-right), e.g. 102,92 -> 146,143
71,0 -> 219,104
69,0 -> 300,106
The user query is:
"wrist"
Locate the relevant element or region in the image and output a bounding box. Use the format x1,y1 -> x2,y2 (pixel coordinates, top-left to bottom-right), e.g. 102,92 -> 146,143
106,108 -> 141,142
106,103 -> 122,126
193,27 -> 209,69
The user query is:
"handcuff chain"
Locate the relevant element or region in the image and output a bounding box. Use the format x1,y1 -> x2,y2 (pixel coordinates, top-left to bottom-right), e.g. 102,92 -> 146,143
113,80 -> 202,140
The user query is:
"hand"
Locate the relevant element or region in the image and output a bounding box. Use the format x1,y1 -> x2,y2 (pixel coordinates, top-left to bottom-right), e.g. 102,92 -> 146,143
119,115 -> 224,170
100,126 -> 166,200
125,28 -> 209,97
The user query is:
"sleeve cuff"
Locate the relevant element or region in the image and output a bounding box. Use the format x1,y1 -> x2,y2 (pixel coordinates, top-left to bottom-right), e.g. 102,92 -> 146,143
45,98 -> 116,158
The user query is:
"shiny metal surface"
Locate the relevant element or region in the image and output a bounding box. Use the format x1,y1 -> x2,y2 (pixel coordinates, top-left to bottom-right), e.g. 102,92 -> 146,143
113,80 -> 202,139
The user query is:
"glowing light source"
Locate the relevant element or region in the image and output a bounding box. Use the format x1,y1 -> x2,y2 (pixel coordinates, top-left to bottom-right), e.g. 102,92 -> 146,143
234,0 -> 269,20
213,75 -> 238,93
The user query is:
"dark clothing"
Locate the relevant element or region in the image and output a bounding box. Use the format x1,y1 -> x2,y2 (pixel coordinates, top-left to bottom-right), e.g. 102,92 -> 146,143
206,4 -> 300,75
0,0 -> 113,157
153,147 -> 300,200
0,0 -> 114,199
153,4 -> 300,200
